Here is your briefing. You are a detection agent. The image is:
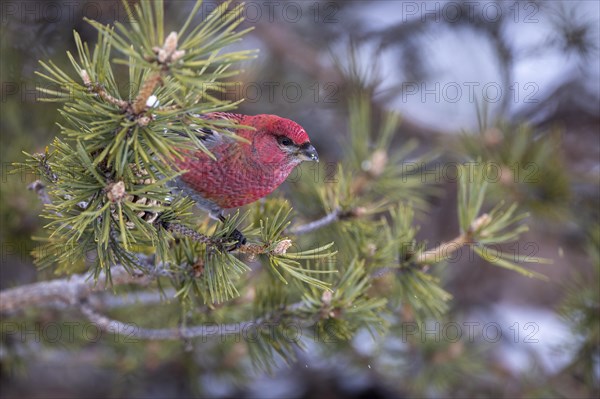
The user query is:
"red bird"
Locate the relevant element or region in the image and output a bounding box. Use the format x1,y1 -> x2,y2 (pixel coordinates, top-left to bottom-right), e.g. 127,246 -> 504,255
169,113 -> 318,242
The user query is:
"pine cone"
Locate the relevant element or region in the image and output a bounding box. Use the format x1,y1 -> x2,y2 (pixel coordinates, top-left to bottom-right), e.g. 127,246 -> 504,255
111,165 -> 161,229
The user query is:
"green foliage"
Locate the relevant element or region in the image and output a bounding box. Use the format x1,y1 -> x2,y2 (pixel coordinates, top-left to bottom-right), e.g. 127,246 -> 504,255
15,0 -> 338,304
401,336 -> 486,395
558,227 -> 600,389
396,268 -> 453,321
20,0 -> 258,280
461,117 -> 570,218
457,162 -> 551,279
259,204 -> 337,290
344,94 -> 438,210
12,0 -> 554,378
302,258 -> 389,341
247,285 -> 302,373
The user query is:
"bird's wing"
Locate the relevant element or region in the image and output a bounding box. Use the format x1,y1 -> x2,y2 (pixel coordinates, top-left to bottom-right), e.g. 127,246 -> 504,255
203,112 -> 244,123
185,112 -> 244,150
166,112 -> 244,150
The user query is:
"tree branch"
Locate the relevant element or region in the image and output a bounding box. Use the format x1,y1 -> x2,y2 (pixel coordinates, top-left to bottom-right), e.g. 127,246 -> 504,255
164,221 -> 216,245
81,70 -> 129,110
0,260 -> 158,314
416,213 -> 493,264
372,214 -> 493,278
132,72 -> 162,115
415,234 -> 471,264
1,263 -> 313,341
290,209 -> 342,235
290,207 -> 366,235
88,289 -> 175,310
77,301 -> 309,341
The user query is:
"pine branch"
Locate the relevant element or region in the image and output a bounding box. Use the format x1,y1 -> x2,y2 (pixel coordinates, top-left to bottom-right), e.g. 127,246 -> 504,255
81,70 -> 129,110
164,221 -> 216,245
290,208 -> 342,235
77,301 -> 309,341
3,274 -> 311,342
89,289 -> 175,310
415,230 -> 474,265
165,221 -> 276,256
0,265 -> 318,342
0,258 -> 160,314
290,207 -> 366,235
131,72 -> 162,114
415,213 -> 495,264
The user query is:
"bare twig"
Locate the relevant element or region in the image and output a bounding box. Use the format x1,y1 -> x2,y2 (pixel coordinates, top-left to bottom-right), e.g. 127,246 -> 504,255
2,267 -> 311,341
78,301 -> 309,341
290,209 -> 342,235
290,207 -> 366,235
164,221 -> 216,245
88,289 -> 175,310
415,235 -> 471,264
416,213 -> 492,264
81,70 -> 129,110
0,262 -> 156,314
372,214 -> 492,279
165,222 -> 274,256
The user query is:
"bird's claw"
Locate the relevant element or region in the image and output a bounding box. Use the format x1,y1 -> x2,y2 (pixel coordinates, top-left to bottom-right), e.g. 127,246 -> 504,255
215,214 -> 246,251
225,228 -> 247,251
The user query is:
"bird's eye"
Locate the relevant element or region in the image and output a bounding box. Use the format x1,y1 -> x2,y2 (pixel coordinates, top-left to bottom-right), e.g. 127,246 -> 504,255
278,136 -> 294,146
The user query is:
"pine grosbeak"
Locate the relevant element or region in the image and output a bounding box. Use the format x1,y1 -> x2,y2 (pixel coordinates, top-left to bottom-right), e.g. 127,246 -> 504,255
168,113 -> 319,244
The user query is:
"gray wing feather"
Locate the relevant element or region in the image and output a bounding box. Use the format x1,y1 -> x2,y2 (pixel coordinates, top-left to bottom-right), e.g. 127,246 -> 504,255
168,113 -> 239,150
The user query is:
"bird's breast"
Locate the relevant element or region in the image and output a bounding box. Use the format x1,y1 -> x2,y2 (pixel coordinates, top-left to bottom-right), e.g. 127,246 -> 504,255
177,151 -> 299,209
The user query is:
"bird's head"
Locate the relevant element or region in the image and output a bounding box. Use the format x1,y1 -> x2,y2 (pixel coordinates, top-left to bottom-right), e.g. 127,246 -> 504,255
244,114 -> 319,166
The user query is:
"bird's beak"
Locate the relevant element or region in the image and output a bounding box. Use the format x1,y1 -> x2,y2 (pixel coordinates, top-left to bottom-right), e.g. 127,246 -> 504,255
298,143 -> 319,162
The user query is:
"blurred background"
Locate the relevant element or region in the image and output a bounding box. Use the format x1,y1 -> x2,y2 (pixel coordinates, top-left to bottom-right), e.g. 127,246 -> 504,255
1,0 -> 598,398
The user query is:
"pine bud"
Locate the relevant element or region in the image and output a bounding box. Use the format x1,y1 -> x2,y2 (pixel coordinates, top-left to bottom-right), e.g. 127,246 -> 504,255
153,31 -> 185,64
162,32 -> 178,58
369,149 -> 388,177
272,239 -> 292,255
321,290 -> 333,306
80,69 -> 91,86
106,181 -> 126,203
470,213 -> 492,234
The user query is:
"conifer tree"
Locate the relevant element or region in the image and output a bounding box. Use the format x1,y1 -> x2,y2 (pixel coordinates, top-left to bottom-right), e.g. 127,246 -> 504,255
2,0 -> 551,379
